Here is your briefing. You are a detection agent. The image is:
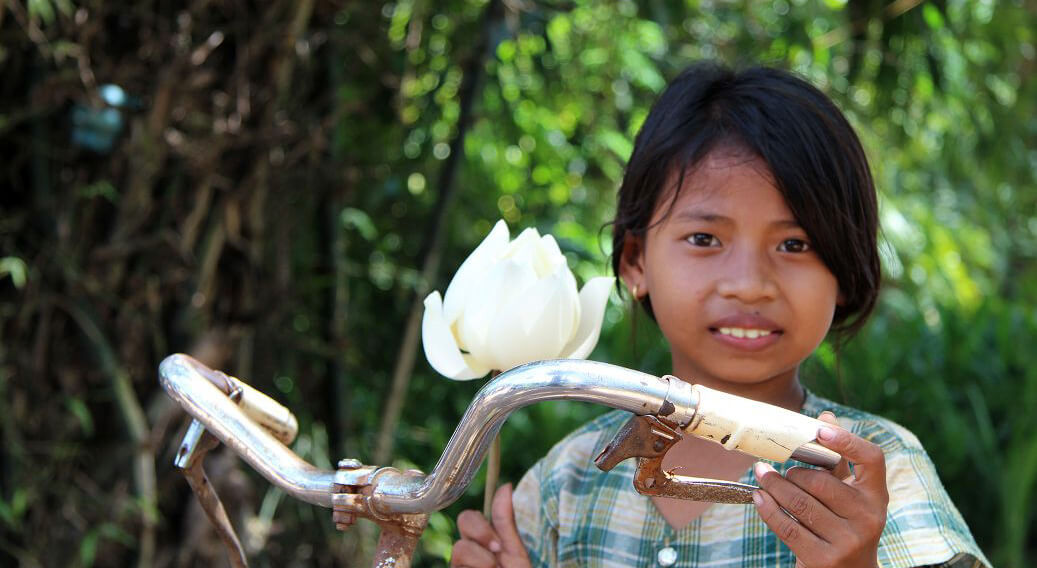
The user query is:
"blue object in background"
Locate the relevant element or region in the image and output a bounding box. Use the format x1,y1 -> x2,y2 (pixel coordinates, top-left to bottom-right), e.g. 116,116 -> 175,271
71,84 -> 131,153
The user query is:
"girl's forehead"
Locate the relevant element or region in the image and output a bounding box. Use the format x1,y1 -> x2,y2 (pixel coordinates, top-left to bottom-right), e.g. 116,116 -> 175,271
657,151 -> 780,212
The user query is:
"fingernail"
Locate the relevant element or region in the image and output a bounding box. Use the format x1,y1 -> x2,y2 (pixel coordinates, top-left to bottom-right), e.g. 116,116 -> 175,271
489,540 -> 501,553
818,426 -> 837,441
752,491 -> 763,506
754,461 -> 775,479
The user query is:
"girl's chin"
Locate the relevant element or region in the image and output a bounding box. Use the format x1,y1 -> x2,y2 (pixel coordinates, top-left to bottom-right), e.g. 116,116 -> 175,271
675,362 -> 797,389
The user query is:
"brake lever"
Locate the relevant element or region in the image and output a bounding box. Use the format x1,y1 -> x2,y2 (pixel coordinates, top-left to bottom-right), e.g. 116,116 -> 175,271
594,414 -> 759,504
176,419 -> 249,567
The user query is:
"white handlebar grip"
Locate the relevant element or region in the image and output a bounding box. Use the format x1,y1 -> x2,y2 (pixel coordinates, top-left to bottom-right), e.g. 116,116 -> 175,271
685,383 -> 829,463
230,378 -> 300,446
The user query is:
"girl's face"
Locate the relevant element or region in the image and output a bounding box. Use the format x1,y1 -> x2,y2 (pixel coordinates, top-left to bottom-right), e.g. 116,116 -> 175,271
620,149 -> 840,397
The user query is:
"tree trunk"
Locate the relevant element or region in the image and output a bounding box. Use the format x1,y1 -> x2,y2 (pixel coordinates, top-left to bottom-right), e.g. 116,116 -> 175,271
372,0 -> 503,467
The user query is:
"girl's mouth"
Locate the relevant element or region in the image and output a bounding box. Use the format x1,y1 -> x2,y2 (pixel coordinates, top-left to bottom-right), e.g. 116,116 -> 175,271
716,327 -> 772,339
709,326 -> 782,350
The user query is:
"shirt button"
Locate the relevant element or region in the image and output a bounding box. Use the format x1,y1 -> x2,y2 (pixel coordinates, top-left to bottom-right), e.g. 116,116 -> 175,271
657,546 -> 677,566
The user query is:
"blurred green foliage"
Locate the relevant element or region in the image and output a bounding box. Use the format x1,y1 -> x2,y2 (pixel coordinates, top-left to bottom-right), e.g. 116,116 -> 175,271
1,0 -> 1034,566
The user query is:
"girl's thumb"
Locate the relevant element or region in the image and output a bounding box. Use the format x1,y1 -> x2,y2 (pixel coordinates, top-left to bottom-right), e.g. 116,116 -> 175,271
490,483 -> 524,553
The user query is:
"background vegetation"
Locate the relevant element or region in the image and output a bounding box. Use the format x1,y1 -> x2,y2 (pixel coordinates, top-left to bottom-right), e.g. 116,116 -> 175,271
1,0 -> 1034,566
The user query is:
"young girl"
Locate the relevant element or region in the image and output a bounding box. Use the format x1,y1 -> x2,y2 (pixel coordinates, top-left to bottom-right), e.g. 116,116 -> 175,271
449,63 -> 989,568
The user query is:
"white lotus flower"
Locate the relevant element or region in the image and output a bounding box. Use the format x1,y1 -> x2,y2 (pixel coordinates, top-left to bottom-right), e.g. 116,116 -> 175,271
422,220 -> 614,380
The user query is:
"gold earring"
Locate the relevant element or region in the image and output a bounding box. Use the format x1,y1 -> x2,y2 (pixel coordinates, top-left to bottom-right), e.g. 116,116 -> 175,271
632,284 -> 640,300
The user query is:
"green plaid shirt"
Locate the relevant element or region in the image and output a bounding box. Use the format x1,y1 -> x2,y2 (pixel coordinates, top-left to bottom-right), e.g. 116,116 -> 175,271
513,390 -> 990,568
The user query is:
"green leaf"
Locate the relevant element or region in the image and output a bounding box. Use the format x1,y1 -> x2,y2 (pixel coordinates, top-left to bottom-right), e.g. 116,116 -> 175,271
0,488 -> 29,530
546,14 -> 572,59
65,396 -> 95,436
79,531 -> 99,567
340,208 -> 378,240
28,0 -> 56,25
598,130 -> 632,161
78,180 -> 119,203
0,257 -> 28,289
923,4 -> 945,29
496,39 -> 515,62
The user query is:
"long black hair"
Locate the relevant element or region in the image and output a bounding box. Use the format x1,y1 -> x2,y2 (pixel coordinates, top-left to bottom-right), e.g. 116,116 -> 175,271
611,62 -> 880,338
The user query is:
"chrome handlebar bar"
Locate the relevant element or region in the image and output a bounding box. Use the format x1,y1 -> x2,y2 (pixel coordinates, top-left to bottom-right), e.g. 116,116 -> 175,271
160,355 -> 337,507
366,358 -> 697,514
159,354 -> 700,513
160,354 -> 840,567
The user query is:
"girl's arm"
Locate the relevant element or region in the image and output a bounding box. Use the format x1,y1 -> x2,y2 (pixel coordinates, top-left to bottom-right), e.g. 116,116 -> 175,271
752,411 -> 889,568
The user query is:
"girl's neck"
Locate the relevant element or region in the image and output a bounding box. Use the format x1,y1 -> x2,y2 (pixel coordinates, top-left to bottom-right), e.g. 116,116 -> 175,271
671,364 -> 806,412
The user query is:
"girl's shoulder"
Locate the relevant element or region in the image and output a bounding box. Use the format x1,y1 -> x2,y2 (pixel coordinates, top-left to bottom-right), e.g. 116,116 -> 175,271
803,390 -> 925,454
804,390 -> 992,568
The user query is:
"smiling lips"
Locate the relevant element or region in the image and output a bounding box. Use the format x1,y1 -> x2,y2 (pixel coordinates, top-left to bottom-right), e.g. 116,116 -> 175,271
717,327 -> 771,339
709,315 -> 782,350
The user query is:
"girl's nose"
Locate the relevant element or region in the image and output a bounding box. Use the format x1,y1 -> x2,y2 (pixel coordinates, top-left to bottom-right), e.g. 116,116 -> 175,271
715,248 -> 779,303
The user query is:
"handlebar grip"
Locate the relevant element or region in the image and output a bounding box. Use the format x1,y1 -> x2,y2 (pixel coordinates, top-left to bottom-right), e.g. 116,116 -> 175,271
685,383 -> 840,466
231,380 -> 299,446
183,355 -> 299,446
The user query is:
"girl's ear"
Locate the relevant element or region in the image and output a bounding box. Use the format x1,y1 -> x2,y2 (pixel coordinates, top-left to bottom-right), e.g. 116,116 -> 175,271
619,234 -> 647,298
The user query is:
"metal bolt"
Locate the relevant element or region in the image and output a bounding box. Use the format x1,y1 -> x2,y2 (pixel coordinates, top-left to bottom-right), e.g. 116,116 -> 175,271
652,439 -> 666,452
338,458 -> 363,470
333,510 -> 356,530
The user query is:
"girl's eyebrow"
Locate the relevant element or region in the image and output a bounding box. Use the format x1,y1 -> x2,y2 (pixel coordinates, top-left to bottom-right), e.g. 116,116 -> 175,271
673,209 -> 802,229
674,210 -> 731,224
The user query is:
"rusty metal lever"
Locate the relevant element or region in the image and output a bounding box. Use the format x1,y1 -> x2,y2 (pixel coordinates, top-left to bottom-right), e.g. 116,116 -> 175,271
594,414 -> 758,504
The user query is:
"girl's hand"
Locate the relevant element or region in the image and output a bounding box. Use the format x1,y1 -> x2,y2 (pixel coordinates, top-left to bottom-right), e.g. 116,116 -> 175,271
450,483 -> 532,568
752,411 -> 888,568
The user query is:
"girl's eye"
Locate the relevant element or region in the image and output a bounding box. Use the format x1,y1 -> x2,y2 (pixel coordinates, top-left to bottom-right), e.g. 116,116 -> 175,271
778,238 -> 811,253
687,233 -> 721,248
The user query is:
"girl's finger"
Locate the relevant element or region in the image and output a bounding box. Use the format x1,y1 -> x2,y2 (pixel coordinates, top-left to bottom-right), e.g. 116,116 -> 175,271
784,466 -> 860,520
754,462 -> 841,541
457,509 -> 501,552
491,484 -> 527,557
752,486 -> 826,558
815,423 -> 887,494
817,411 -> 853,481
450,539 -> 498,568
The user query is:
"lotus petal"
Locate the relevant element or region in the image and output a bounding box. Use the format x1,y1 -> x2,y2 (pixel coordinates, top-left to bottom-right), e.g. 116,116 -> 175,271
456,258 -> 537,366
443,220 -> 510,324
421,291 -> 490,380
559,277 -> 614,360
503,227 -> 542,265
532,234 -> 566,277
489,270 -> 575,370
557,261 -> 581,338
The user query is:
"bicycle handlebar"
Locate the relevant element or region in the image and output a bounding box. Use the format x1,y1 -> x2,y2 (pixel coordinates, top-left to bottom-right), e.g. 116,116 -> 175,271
177,355 -> 299,446
366,359 -> 696,514
159,355 -> 697,513
160,354 -> 336,507
159,354 -> 838,517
